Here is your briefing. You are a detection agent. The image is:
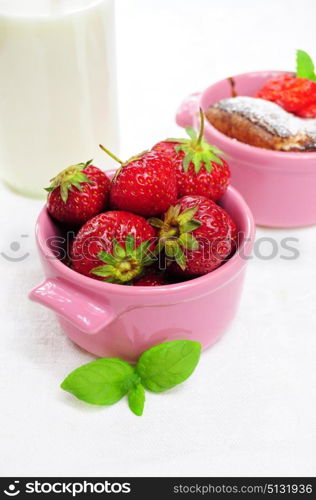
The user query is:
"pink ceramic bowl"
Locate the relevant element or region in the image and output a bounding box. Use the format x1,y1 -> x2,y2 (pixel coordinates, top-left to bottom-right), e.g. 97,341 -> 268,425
29,172 -> 254,362
176,71 -> 316,228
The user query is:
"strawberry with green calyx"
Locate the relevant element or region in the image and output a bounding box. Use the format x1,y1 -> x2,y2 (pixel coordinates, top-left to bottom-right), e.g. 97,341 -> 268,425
150,195 -> 237,276
153,108 -> 230,201
71,211 -> 157,284
92,235 -> 154,284
149,204 -> 201,271
99,144 -> 177,217
256,49 -> 316,118
46,160 -> 93,202
46,160 -> 110,225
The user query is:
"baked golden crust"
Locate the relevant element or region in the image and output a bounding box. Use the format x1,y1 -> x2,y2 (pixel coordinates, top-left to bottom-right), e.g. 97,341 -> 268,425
205,97 -> 316,152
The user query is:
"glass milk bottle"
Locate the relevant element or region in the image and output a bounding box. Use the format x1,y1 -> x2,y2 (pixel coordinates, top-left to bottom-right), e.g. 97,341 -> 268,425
0,0 -> 118,198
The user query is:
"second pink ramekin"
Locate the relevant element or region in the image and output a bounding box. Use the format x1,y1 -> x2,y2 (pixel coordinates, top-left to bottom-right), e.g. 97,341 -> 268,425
176,71 -> 316,228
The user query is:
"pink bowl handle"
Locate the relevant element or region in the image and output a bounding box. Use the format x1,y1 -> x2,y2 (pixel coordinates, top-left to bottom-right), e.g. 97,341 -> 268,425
176,92 -> 201,128
29,278 -> 115,334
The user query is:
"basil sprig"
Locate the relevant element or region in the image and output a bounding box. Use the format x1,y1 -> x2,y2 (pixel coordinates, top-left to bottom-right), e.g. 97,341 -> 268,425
296,49 -> 316,81
61,340 -> 201,416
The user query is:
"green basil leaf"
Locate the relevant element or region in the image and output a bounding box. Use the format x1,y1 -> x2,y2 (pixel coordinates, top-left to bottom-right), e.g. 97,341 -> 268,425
296,49 -> 316,81
128,384 -> 145,416
136,340 -> 201,393
61,358 -> 134,405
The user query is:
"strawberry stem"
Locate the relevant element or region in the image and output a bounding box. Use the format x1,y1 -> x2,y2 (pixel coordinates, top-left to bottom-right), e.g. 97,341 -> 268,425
196,108 -> 205,145
99,144 -> 123,165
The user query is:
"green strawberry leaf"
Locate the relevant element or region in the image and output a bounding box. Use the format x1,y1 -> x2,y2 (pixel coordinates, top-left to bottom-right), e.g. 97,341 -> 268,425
125,234 -> 135,255
164,240 -> 177,258
136,340 -> 201,393
90,264 -> 115,277
174,247 -> 186,269
181,149 -> 194,172
192,152 -> 203,173
148,217 -> 164,229
178,206 -> 198,224
60,358 -> 134,405
296,49 -> 316,81
185,127 -> 198,141
164,241 -> 186,269
97,251 -> 117,266
180,220 -> 201,233
128,384 -> 145,416
60,184 -> 69,203
178,232 -> 199,251
207,151 -> 223,166
112,239 -> 126,259
134,240 -> 151,261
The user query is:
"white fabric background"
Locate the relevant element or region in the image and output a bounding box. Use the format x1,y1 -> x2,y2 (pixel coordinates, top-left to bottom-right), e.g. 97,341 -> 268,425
1,0 -> 316,477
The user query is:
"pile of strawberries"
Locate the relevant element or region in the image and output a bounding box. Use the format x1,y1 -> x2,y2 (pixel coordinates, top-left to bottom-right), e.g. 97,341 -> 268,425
46,111 -> 237,286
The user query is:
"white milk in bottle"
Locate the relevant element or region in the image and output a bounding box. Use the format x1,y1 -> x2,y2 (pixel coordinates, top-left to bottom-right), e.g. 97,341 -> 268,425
0,0 -> 118,197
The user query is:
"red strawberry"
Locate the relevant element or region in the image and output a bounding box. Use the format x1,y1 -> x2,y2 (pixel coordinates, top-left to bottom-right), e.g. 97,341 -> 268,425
150,195 -> 237,276
99,145 -> 177,217
71,211 -> 157,284
255,51 -> 316,118
46,160 -> 110,225
153,109 -> 230,201
256,73 -> 316,117
299,101 -> 316,118
133,269 -> 169,286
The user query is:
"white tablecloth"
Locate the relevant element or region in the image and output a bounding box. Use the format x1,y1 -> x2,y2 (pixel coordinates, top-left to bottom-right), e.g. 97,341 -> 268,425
1,0 -> 315,477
